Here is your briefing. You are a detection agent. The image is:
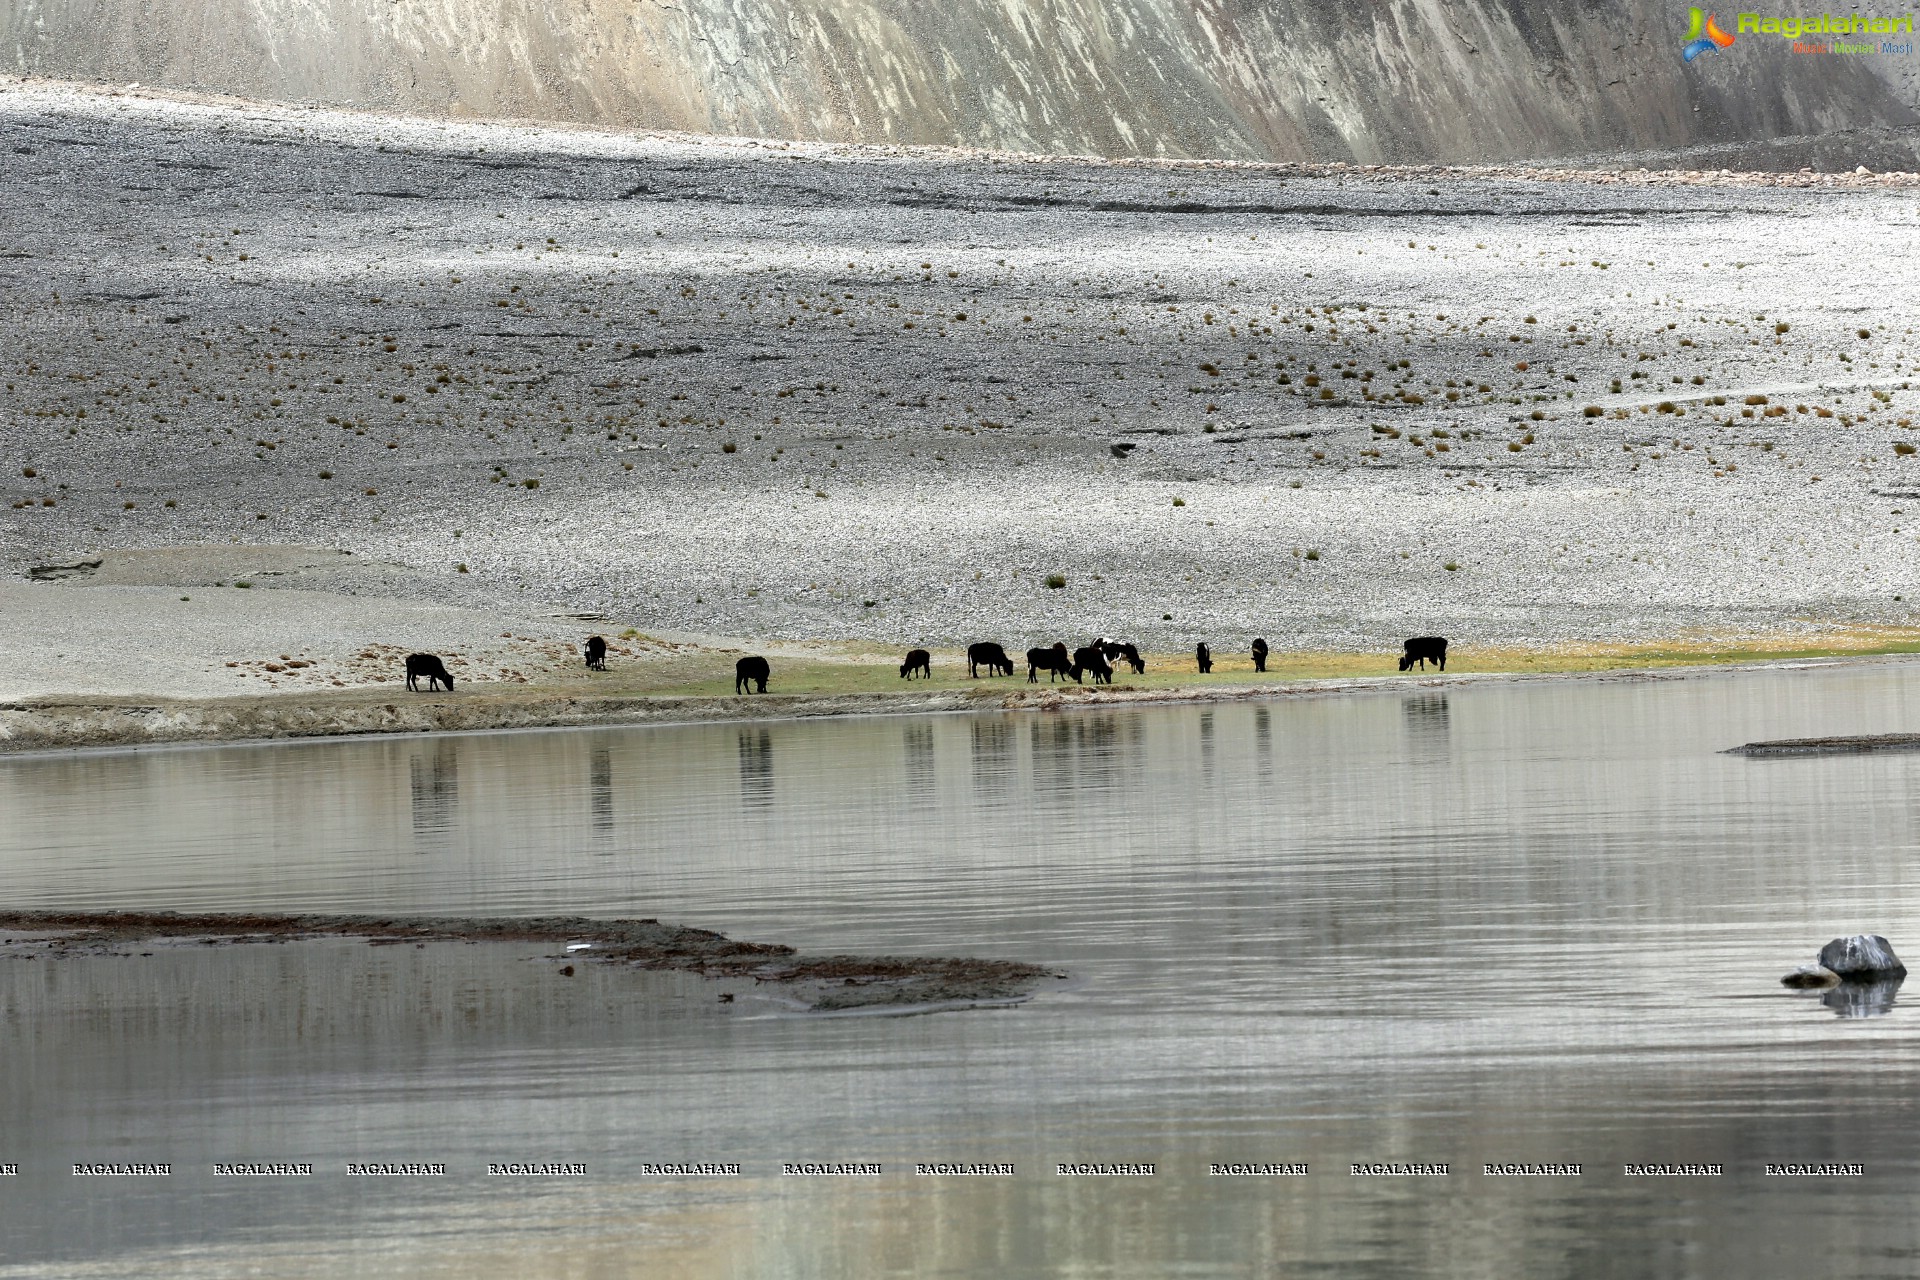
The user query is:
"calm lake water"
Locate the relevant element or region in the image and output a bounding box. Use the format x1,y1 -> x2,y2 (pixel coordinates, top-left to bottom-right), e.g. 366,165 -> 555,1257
6,663 -> 1920,1277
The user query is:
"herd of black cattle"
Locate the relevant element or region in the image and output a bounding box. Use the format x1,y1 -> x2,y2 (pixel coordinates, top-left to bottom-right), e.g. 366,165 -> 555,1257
399,636 -> 1450,696
894,635 -> 1447,691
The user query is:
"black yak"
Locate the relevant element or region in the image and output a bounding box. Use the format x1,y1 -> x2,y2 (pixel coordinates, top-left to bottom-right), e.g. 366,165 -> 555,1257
584,635 -> 608,671
1027,643 -> 1073,684
967,641 -> 1015,678
1399,637 -> 1448,672
900,648 -> 932,680
405,653 -> 454,692
1251,637 -> 1269,673
735,655 -> 770,694
1195,642 -> 1212,674
1072,645 -> 1113,685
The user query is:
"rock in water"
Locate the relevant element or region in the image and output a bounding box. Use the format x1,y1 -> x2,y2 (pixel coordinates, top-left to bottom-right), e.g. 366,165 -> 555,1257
1817,935 -> 1907,979
1781,965 -> 1840,989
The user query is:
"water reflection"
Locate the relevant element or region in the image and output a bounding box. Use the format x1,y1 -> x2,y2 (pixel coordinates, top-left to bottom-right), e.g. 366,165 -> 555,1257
970,719 -> 1016,794
903,723 -> 935,794
1027,714 -> 1140,798
1403,693 -> 1451,745
1072,714 -> 1132,792
407,739 -> 459,843
737,728 -> 773,810
1821,977 -> 1905,1018
589,746 -> 613,837
9,666 -> 1920,1275
1029,718 -> 1076,797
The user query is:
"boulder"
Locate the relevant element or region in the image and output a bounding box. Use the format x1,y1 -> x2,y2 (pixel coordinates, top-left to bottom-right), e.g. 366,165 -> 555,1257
1817,934 -> 1907,980
1781,965 -> 1840,989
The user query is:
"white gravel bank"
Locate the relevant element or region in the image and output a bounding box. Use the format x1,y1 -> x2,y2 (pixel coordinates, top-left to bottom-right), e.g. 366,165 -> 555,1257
5,80 -> 1920,699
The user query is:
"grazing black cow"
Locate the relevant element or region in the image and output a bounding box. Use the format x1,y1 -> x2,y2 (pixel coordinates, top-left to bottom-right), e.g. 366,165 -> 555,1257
1027,643 -> 1073,684
1072,645 -> 1113,685
1196,642 -> 1213,674
967,642 -> 1014,678
900,648 -> 932,680
405,653 -> 454,692
584,635 -> 608,671
1025,647 -> 1049,683
735,655 -> 770,694
1251,637 -> 1269,673
1399,636 -> 1448,672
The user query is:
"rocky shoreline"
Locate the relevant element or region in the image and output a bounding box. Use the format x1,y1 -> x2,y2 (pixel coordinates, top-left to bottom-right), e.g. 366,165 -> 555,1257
1729,733 -> 1920,756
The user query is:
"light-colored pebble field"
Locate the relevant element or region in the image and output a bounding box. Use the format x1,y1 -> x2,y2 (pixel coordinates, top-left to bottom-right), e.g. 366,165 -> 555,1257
6,80 -> 1920,700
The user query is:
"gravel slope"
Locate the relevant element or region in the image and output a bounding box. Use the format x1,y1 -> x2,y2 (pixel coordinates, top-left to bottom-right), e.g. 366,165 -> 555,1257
5,80 -> 1920,693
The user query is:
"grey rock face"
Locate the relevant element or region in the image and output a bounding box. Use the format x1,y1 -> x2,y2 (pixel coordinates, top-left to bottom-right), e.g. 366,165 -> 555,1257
1817,935 -> 1907,980
5,0 -> 1917,166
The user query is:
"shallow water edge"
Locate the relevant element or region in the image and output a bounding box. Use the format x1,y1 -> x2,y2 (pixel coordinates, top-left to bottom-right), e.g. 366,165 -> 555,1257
0,655 -> 1893,756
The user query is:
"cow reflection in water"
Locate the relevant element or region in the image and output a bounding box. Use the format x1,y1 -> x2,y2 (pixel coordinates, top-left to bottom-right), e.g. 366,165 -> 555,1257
1818,976 -> 1905,1018
1403,694 -> 1451,763
903,723 -> 936,792
1029,714 -> 1134,796
1403,693 -> 1450,733
971,719 -> 1016,793
590,745 -> 614,837
738,729 -> 774,810
408,740 -> 460,842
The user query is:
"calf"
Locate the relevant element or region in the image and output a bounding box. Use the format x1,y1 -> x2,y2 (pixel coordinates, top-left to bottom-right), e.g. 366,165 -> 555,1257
1398,636 -> 1448,672
1251,637 -> 1269,673
900,648 -> 932,680
735,654 -> 770,694
967,641 -> 1014,678
405,653 -> 454,692
584,635 -> 608,671
1195,642 -> 1213,674
1072,645 -> 1113,685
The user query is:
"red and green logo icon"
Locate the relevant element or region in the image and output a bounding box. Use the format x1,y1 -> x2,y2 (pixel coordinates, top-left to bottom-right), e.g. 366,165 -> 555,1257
1683,8 -> 1737,60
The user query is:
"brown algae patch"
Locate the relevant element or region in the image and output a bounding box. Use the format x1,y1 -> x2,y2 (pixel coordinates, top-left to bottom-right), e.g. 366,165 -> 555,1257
0,911 -> 1056,1013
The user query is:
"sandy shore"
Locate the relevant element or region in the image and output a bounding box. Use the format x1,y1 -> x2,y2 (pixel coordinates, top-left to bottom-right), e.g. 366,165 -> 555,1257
0,910 -> 1056,1012
6,81 -> 1920,722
